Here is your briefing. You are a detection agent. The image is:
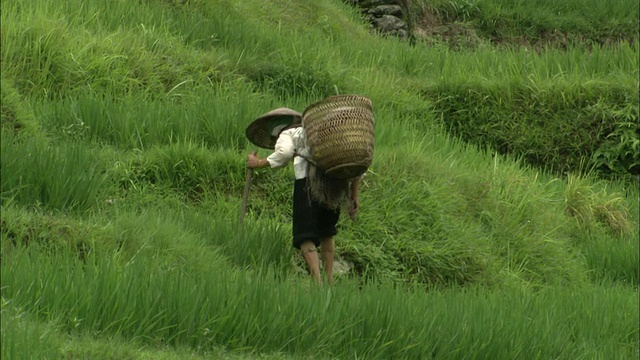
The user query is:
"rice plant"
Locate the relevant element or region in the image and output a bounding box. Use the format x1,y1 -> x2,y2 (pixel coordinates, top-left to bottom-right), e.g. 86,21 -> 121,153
0,132 -> 109,212
2,245 -> 638,359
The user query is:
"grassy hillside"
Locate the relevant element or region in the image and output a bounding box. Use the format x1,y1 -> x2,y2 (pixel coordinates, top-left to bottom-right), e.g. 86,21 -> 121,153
409,0 -> 638,46
1,0 -> 638,359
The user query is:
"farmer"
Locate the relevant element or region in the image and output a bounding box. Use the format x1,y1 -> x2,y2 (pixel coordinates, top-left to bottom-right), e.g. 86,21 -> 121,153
245,107 -> 361,286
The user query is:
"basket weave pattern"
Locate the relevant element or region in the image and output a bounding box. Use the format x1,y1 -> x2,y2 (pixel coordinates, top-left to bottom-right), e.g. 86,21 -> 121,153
302,95 -> 374,179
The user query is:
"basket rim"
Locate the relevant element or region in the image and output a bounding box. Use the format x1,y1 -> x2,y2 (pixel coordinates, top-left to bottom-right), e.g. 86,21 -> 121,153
302,94 -> 372,119
325,162 -> 370,179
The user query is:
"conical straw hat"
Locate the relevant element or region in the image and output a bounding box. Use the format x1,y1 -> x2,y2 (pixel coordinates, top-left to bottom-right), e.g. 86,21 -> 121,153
245,107 -> 302,149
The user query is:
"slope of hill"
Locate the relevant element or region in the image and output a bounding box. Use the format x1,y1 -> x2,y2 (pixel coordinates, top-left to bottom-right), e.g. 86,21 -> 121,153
1,0 -> 638,358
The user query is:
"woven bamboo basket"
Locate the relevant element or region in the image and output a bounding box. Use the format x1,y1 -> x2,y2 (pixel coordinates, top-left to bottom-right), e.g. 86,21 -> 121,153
302,94 -> 374,179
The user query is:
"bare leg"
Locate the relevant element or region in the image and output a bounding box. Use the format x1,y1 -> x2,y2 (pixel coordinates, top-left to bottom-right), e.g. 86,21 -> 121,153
300,241 -> 321,285
320,237 -> 335,286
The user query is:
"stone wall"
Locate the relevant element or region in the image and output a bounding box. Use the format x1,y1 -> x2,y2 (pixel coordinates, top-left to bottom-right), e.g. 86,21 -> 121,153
345,0 -> 409,38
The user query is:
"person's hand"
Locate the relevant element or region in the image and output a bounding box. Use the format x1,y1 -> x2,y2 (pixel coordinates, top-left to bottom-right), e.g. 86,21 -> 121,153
246,152 -> 263,169
348,196 -> 359,219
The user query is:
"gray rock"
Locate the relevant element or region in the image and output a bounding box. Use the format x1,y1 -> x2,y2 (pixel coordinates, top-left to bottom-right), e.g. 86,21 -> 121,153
368,5 -> 403,17
391,29 -> 409,38
371,15 -> 406,32
362,0 -> 400,7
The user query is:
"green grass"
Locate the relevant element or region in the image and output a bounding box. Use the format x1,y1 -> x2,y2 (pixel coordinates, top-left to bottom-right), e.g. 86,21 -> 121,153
1,0 -> 638,358
1,301 -> 297,360
4,0 -> 637,179
424,79 -> 638,177
2,245 -> 638,359
412,0 -> 639,44
1,133 -> 109,212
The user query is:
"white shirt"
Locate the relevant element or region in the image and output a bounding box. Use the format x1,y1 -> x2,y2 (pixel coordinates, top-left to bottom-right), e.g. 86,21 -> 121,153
266,127 -> 311,179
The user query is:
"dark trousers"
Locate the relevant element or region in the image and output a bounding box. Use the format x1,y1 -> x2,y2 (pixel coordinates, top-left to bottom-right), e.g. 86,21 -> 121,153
292,178 -> 340,249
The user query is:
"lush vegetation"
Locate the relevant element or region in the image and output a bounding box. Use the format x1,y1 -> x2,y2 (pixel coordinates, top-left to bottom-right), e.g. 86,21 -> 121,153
409,0 -> 638,46
1,0 -> 638,359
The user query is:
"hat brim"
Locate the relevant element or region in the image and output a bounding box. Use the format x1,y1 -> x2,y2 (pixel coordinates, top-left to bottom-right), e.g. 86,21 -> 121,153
246,108 -> 302,149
